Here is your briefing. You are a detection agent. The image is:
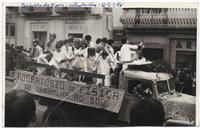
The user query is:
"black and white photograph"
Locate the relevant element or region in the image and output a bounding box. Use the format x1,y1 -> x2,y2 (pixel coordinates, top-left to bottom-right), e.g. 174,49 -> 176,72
5,4 -> 197,127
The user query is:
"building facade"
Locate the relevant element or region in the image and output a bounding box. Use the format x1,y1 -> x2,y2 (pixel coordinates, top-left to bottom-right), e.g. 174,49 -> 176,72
6,7 -> 113,49
118,8 -> 197,72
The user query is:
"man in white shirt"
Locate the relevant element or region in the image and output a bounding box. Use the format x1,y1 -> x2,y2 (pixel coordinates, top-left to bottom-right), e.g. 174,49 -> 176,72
49,40 -> 66,77
120,43 -> 138,63
96,50 -> 115,87
61,39 -> 75,69
45,33 -> 57,52
120,40 -> 144,63
28,39 -> 43,61
37,51 -> 53,75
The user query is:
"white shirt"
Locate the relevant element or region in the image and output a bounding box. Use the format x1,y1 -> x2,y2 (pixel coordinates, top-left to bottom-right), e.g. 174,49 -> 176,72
49,50 -> 66,69
37,54 -> 49,75
96,56 -> 114,75
80,47 -> 88,57
74,47 -> 81,56
45,40 -> 56,52
38,46 -> 44,55
90,41 -> 96,48
105,44 -> 114,57
61,45 -> 75,60
96,55 -> 114,87
120,44 -> 138,62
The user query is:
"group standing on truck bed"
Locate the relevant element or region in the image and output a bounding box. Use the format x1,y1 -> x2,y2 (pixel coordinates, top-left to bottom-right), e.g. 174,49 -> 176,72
6,33 -> 144,87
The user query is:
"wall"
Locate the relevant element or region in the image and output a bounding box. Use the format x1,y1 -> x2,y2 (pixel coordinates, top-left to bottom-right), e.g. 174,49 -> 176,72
23,15 -> 110,49
112,8 -> 123,28
16,16 -> 25,47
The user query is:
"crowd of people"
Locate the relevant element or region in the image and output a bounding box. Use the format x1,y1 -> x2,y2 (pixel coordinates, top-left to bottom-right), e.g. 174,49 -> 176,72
175,65 -> 196,96
6,33 -> 143,87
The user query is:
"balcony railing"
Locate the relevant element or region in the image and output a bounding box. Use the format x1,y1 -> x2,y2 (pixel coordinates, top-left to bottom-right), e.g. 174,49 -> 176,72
120,8 -> 197,28
21,7 -> 52,15
55,7 -> 91,14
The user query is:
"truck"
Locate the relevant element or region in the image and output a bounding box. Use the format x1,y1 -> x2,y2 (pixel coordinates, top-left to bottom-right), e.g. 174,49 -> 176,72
13,59 -> 195,126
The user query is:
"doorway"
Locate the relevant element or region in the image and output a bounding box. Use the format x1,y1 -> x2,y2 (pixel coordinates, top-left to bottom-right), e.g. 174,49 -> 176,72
176,51 -> 196,74
33,31 -> 47,50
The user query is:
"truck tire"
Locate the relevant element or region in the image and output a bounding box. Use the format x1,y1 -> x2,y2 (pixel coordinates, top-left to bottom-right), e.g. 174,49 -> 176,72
42,107 -> 73,126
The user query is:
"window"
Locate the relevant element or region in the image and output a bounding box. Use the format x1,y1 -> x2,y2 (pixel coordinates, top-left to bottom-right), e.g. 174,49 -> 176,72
6,23 -> 15,37
156,80 -> 169,94
186,41 -> 192,49
6,23 -> 15,45
128,79 -> 153,98
68,33 -> 83,39
176,41 -> 182,48
10,25 -> 15,36
6,24 -> 8,36
168,78 -> 175,92
128,80 -> 143,94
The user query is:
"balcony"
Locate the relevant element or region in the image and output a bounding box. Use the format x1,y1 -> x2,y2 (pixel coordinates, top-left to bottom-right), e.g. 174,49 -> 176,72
21,7 -> 52,15
120,8 -> 197,28
55,7 -> 91,15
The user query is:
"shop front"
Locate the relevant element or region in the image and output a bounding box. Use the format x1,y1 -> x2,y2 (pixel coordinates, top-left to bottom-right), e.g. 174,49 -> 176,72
170,39 -> 196,73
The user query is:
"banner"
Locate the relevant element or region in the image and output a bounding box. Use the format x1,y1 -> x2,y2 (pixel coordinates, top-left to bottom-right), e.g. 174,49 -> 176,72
13,70 -> 125,113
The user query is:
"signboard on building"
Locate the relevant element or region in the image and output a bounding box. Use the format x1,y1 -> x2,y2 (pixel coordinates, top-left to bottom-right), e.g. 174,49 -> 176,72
175,40 -> 196,51
66,22 -> 86,39
14,70 -> 125,113
31,24 -> 48,32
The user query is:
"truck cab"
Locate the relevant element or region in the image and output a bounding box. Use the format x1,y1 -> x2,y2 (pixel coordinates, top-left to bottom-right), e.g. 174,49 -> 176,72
117,69 -> 195,126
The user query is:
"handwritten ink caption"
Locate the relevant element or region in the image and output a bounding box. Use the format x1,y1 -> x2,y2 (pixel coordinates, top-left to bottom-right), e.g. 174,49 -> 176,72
21,2 -> 123,8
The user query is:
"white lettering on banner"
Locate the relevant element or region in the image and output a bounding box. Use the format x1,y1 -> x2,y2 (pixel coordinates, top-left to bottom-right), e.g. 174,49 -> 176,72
13,70 -> 125,113
31,24 -> 48,32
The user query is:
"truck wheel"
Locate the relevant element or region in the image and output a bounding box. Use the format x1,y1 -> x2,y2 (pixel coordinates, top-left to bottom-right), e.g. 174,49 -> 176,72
42,107 -> 71,126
